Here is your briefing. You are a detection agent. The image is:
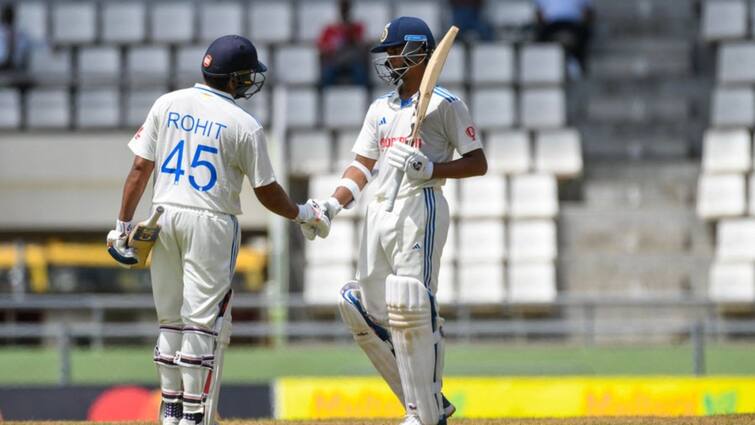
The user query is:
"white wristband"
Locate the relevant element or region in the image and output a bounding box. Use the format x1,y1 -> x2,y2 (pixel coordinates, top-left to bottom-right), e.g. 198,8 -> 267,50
338,178 -> 361,209
116,219 -> 133,234
349,160 -> 373,182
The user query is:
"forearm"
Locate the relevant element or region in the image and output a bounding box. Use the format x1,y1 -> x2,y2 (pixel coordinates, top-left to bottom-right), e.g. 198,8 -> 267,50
119,158 -> 154,222
331,155 -> 375,207
254,182 -> 299,219
431,150 -> 487,179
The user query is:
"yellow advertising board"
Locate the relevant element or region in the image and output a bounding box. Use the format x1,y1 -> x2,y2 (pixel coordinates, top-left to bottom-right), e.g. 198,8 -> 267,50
274,376 -> 755,419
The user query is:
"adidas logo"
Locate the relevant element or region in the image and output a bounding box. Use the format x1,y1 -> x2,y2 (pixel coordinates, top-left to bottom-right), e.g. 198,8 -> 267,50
411,242 -> 421,250
378,116 -> 387,126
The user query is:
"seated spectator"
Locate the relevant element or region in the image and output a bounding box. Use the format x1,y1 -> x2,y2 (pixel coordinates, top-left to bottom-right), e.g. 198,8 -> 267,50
535,0 -> 593,79
317,0 -> 369,87
450,0 -> 494,42
0,4 -> 31,72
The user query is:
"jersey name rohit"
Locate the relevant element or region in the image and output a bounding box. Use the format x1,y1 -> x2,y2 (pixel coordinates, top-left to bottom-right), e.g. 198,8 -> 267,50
166,111 -> 228,141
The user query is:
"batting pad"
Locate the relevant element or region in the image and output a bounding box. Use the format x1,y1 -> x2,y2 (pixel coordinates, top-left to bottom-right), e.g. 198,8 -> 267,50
153,326 -> 183,403
176,328 -> 215,414
387,275 -> 442,425
339,282 -> 404,404
203,290 -> 232,425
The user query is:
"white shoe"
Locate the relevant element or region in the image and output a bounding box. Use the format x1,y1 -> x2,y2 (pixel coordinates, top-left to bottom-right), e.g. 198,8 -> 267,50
163,418 -> 180,425
399,415 -> 423,425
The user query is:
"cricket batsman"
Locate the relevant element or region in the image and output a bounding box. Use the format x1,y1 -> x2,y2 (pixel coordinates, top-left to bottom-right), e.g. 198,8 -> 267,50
302,17 -> 487,425
107,35 -> 329,425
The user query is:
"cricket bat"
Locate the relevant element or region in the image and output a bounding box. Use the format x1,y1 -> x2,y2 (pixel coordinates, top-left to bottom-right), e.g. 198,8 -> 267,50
108,206 -> 164,268
385,25 -> 459,212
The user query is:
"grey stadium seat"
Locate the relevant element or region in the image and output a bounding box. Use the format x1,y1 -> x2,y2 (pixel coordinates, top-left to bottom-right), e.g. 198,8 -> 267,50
519,43 -> 565,86
471,43 -> 515,84
458,262 -> 505,304
702,128 -> 752,173
509,173 -> 558,219
716,219 -> 755,261
709,262 -> 755,303
249,1 -> 293,44
75,89 -> 120,128
26,89 -> 70,129
125,88 -> 166,128
52,2 -> 96,44
285,87 -> 318,128
702,0 -> 747,42
460,175 -> 507,218
0,89 -> 20,129
697,173 -> 746,219
335,130 -> 359,171
396,1 -> 441,36
288,130 -> 331,175
508,262 -> 556,304
176,45 -> 206,88
323,86 -> 368,129
29,47 -> 72,86
151,2 -> 194,43
459,220 -> 507,262
520,88 -> 566,129
486,130 -> 531,175
102,2 -> 146,44
508,219 -> 557,262
487,0 -> 536,29
352,1 -> 390,41
198,2 -> 243,43
296,0 -> 338,42
439,45 -> 466,86
126,46 -> 170,85
534,129 -> 583,178
718,42 -> 755,84
274,45 -> 319,84
236,88 -> 270,127
712,86 -> 755,127
471,88 -> 516,129
78,47 -> 121,85
17,2 -> 47,41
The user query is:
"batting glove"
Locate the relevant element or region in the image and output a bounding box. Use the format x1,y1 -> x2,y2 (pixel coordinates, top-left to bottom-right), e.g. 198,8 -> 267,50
106,220 -> 137,268
295,199 -> 332,240
386,142 -> 434,181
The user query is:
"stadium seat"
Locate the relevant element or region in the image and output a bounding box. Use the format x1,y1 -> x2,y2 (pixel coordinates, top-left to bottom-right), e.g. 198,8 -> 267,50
508,262 -> 557,304
305,220 -> 356,264
486,130 -> 530,175
52,2 -> 96,44
17,2 -> 47,41
519,43 -> 565,86
0,89 -> 20,129
236,88 -> 270,126
352,1 -> 390,41
459,174 -> 507,218
288,130 -> 331,175
471,88 -> 516,129
471,43 -> 515,84
296,0 -> 338,42
323,86 -> 368,129
509,174 -> 558,219
444,178 -> 460,217
716,219 -> 755,261
335,130 -> 359,171
712,86 -> 755,127
458,219 -> 506,262
458,262 -> 505,304
126,46 -> 170,85
274,45 -> 319,84
125,88 -> 166,128
396,1 -> 441,35
717,42 -> 755,84
508,220 -> 557,262
198,2 -> 243,42
436,260 -> 457,305
308,174 -> 358,218
150,2 -> 194,43
102,2 -> 146,43
29,47 -> 72,86
78,47 -> 120,85
75,89 -> 120,129
520,88 -> 566,129
697,173 -> 746,219
26,89 -> 70,129
249,1 -> 293,44
487,0 -> 536,30
701,128 -> 752,173
176,45 -> 206,87
284,87 -> 318,128
439,45 -> 466,86
708,261 -> 755,303
534,129 -> 583,178
702,0 -> 747,42
304,263 -> 354,305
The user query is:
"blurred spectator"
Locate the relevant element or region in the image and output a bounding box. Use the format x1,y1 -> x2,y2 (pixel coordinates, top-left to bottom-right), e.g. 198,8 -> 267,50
450,0 -> 494,42
317,0 -> 369,87
535,0 -> 593,79
0,4 -> 31,72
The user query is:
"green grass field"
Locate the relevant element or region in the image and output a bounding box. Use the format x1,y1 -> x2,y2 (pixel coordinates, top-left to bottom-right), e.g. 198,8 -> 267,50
3,343 -> 755,385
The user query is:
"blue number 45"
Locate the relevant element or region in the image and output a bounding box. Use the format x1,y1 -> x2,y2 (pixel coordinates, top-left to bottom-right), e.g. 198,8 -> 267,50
161,140 -> 218,192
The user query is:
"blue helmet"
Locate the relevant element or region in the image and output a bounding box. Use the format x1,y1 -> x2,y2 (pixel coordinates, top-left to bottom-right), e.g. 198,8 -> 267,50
202,35 -> 267,99
371,16 -> 436,53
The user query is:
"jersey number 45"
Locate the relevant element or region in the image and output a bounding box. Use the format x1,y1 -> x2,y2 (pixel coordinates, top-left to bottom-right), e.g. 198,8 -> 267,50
161,139 -> 218,192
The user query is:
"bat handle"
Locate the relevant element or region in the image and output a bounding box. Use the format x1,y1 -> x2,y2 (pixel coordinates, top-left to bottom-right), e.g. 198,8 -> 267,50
385,170 -> 403,212
147,206 -> 165,227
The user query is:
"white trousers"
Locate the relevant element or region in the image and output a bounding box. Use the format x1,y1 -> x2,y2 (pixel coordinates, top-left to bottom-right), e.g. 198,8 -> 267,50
356,187 -> 449,325
150,204 -> 241,329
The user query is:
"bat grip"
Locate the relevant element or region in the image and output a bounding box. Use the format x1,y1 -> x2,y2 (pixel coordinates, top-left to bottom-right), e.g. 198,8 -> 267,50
147,206 -> 165,227
385,170 -> 403,212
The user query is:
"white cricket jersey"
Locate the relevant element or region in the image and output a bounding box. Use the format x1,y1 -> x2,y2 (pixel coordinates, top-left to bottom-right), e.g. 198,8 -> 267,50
352,86 -> 483,199
128,83 -> 276,216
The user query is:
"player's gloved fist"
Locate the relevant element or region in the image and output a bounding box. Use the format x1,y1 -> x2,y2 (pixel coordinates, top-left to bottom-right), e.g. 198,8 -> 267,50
386,142 -> 434,181
106,220 -> 137,268
295,199 -> 332,241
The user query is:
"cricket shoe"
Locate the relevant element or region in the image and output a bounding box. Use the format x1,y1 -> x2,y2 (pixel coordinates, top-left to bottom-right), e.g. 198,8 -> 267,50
441,393 -> 456,418
161,402 -> 182,425
178,412 -> 204,425
399,415 -> 423,425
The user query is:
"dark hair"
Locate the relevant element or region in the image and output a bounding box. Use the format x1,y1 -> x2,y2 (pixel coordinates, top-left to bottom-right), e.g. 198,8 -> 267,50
202,73 -> 229,91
